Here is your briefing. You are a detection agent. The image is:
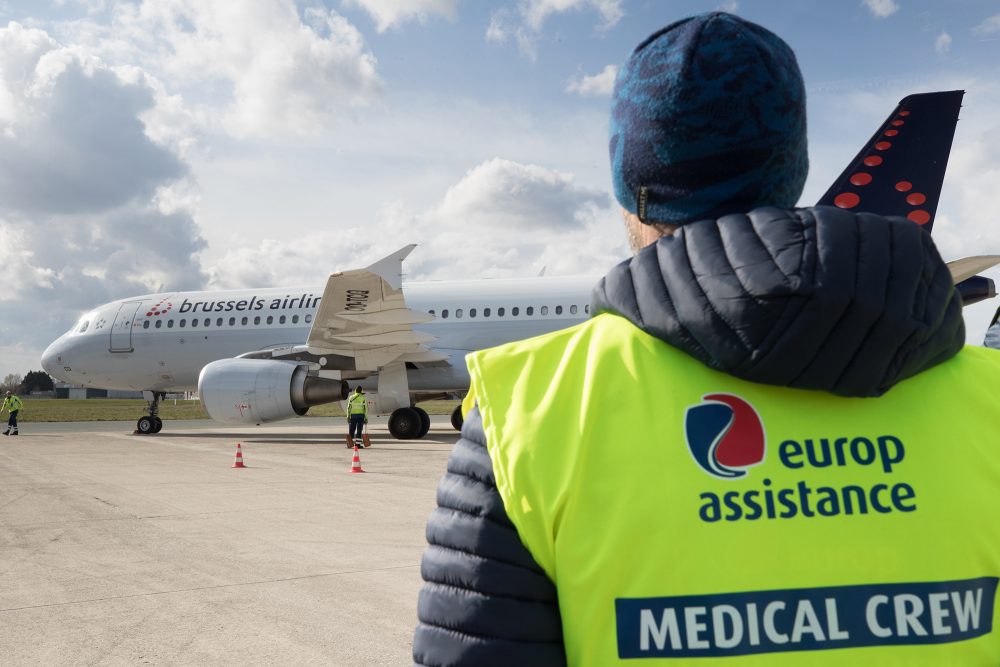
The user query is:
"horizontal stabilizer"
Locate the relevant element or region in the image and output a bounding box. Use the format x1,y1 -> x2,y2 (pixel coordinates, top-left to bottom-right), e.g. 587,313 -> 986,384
948,255 -> 1000,284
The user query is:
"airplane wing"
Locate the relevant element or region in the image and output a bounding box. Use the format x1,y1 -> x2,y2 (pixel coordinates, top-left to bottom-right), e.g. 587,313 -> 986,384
304,245 -> 447,371
947,256 -> 1000,284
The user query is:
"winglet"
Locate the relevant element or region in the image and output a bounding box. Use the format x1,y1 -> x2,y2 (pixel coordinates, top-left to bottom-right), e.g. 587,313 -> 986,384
366,244 -> 416,291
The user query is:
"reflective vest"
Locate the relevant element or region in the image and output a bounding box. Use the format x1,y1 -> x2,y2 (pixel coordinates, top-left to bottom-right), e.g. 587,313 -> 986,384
465,313 -> 1000,665
347,393 -> 367,416
3,395 -> 22,412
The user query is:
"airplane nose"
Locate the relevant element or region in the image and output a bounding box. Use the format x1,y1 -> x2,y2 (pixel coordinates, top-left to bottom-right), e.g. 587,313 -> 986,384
41,338 -> 68,378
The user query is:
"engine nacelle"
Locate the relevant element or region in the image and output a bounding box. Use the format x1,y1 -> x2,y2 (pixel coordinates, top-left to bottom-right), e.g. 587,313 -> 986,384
199,359 -> 349,424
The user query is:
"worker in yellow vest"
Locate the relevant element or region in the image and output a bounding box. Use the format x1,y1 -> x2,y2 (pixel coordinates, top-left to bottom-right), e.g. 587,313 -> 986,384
2,390 -> 23,436
414,11 -> 1000,667
346,386 -> 368,448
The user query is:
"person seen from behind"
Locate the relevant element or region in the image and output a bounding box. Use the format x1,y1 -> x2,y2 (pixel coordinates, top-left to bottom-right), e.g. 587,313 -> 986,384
347,386 -> 367,448
413,11 -> 1000,666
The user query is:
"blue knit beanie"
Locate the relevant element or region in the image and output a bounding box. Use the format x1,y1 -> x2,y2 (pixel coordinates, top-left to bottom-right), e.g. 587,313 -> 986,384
610,12 -> 807,224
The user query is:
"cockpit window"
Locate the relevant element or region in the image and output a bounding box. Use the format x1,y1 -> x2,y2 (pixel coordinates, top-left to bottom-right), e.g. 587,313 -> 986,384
77,319 -> 90,333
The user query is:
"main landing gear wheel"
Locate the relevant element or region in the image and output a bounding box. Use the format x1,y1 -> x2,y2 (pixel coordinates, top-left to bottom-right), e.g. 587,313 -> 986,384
451,405 -> 464,431
137,416 -> 155,434
413,406 -> 431,439
152,416 -> 163,433
388,407 -> 422,440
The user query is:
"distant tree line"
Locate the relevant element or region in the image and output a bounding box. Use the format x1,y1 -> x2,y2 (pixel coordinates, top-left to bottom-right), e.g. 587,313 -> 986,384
1,371 -> 55,394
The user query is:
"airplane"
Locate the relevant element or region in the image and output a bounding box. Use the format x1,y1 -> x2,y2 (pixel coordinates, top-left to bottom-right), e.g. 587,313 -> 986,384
40,90 -> 999,440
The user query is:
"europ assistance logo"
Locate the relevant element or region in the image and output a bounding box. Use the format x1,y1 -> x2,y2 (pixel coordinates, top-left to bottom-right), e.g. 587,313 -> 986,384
685,393 -> 765,479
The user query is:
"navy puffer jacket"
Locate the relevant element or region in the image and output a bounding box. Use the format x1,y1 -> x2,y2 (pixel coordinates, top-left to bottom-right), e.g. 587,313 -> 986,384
413,206 -> 964,665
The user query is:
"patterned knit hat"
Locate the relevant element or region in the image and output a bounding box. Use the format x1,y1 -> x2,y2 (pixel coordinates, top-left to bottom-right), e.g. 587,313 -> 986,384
610,12 -> 808,225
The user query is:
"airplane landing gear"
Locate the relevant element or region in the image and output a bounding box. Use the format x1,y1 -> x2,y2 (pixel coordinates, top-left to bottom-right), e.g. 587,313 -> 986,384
136,392 -> 165,434
389,406 -> 428,440
451,405 -> 463,432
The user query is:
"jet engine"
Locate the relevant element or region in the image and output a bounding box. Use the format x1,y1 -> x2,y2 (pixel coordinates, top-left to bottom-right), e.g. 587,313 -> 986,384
198,359 -> 349,424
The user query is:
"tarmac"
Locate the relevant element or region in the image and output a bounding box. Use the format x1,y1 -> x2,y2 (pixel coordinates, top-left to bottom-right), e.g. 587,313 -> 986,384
0,416 -> 458,666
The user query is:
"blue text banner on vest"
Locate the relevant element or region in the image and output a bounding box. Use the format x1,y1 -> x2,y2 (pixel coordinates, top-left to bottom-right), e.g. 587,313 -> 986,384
616,577 -> 997,658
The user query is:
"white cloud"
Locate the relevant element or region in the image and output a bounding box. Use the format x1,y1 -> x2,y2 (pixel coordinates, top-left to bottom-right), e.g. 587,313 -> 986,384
973,14 -> 1000,35
0,21 -> 206,376
70,1 -> 382,139
717,0 -> 739,12
566,64 -> 617,97
343,0 -> 459,33
935,31 -> 951,54
207,158 -> 622,288
488,0 -> 624,58
521,0 -> 623,32
861,0 -> 899,18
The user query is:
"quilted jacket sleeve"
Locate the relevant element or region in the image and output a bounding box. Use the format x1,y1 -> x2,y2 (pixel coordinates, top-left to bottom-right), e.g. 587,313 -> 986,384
412,406 -> 566,666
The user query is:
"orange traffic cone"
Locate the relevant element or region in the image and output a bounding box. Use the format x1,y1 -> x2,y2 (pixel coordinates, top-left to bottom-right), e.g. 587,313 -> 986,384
349,444 -> 365,473
232,443 -> 247,468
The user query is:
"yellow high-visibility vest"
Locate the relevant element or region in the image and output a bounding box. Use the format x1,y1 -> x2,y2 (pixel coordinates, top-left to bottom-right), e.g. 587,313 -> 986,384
3,395 -> 22,412
466,313 -> 1000,665
347,393 -> 367,416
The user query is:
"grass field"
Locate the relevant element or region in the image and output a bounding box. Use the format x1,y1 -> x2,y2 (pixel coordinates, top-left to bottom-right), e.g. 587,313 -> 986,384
16,399 -> 462,422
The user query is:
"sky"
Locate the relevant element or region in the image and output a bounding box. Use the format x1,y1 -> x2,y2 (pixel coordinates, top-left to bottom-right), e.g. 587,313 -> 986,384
1,0 -> 999,380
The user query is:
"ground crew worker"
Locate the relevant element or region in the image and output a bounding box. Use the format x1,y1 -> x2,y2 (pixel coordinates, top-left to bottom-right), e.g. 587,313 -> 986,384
414,12 -> 1000,666
2,390 -> 23,436
346,386 -> 367,448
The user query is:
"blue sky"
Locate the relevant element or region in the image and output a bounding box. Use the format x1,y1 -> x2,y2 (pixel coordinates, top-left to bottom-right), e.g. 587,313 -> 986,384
0,0 -> 999,380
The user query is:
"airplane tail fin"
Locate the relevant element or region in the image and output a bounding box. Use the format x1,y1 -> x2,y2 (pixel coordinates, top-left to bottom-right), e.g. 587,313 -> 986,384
816,90 -> 964,232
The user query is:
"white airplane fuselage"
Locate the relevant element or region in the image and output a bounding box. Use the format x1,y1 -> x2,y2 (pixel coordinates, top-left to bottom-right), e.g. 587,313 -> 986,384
41,275 -> 600,396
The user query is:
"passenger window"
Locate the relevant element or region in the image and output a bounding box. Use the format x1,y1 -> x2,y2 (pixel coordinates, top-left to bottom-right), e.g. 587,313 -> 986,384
526,306 -> 534,316
555,305 -> 562,315
442,309 -> 449,319
456,309 -> 463,319
253,316 -> 261,325
305,314 -> 312,323
512,307 -> 519,316
204,318 -> 211,327
167,320 -> 174,328
541,306 -> 548,315
217,318 -> 223,326
179,319 -> 186,328
190,319 -> 198,328
429,309 -> 435,315
229,317 -> 236,326
267,315 -> 273,325
470,308 -> 476,318
585,305 -> 590,314
280,315 -> 286,324
292,315 -> 299,324
484,308 -> 491,317
142,320 -> 149,329
155,320 -> 162,329
570,305 -> 578,315
498,307 -> 505,317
